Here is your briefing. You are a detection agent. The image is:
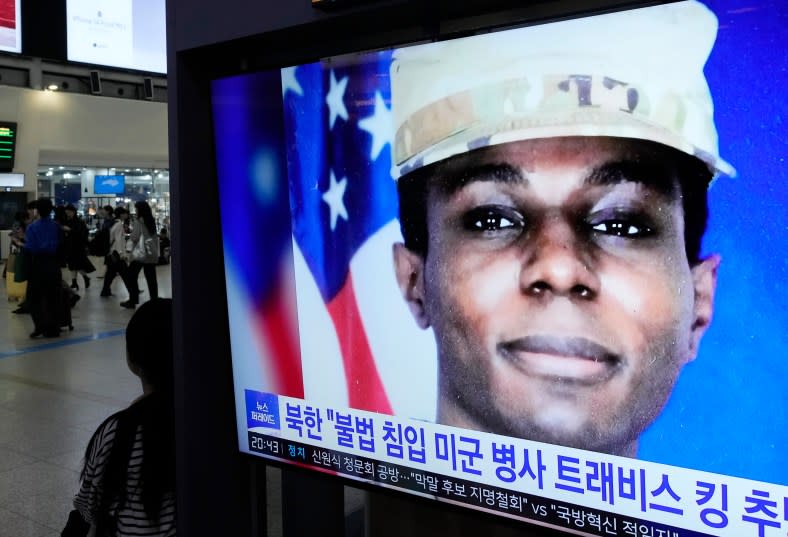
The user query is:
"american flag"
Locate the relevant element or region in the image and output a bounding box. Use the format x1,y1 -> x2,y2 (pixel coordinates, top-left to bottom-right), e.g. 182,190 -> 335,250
284,53 -> 398,414
213,52 -> 437,421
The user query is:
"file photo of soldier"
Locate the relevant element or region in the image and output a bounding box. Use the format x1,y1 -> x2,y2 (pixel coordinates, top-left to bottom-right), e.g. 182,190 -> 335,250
391,1 -> 729,457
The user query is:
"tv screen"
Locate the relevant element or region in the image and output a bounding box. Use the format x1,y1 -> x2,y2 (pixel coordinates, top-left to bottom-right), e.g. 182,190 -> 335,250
94,174 -> 125,194
0,172 -> 23,187
0,122 -> 18,172
0,0 -> 21,53
211,1 -> 787,535
66,0 -> 166,74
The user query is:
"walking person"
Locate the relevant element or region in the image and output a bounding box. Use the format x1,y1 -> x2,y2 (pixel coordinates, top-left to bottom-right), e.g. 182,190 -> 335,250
24,198 -> 63,338
62,204 -> 95,290
7,209 -> 31,311
100,207 -> 129,298
121,201 -> 159,309
11,201 -> 39,314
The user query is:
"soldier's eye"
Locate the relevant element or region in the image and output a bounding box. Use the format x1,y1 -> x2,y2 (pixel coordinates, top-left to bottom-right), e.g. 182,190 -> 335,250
462,206 -> 524,234
590,218 -> 653,238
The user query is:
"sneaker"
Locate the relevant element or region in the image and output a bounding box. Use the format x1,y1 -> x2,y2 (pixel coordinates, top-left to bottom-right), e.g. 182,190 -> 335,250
120,300 -> 136,309
83,275 -> 91,289
70,279 -> 79,290
100,290 -> 112,297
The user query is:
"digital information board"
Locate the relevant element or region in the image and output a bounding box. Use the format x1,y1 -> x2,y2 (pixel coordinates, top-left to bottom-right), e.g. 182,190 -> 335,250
0,122 -> 18,172
66,0 -> 166,74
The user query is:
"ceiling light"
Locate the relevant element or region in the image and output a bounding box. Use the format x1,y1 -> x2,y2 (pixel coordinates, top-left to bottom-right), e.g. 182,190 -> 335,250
47,84 -> 59,91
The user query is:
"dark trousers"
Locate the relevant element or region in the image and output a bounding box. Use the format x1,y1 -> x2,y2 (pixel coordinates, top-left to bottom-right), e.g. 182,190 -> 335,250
28,255 -> 62,335
101,255 -> 126,295
123,261 -> 158,304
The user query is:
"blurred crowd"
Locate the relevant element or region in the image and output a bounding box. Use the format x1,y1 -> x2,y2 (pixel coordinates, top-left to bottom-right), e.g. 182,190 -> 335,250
3,198 -> 171,338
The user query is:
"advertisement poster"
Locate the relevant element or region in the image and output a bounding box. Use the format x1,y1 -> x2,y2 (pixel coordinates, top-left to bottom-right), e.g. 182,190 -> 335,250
66,0 -> 166,73
212,1 -> 787,535
0,0 -> 21,53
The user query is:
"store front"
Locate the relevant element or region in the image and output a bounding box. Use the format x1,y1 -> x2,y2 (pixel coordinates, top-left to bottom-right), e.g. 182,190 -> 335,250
37,165 -> 170,231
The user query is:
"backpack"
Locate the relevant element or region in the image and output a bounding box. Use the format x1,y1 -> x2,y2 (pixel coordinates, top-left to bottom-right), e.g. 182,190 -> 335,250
89,227 -> 111,257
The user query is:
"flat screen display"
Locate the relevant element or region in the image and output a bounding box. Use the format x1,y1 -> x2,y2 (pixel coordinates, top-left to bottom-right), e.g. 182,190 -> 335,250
212,1 -> 787,535
0,0 -> 21,53
94,174 -> 125,194
0,172 -> 23,187
66,0 -> 166,74
0,122 -> 17,172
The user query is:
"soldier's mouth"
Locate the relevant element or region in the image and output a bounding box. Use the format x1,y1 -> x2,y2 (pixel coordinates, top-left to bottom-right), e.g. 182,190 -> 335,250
498,335 -> 622,384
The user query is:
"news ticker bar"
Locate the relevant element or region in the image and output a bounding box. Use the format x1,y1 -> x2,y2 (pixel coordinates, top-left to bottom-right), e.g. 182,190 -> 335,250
249,431 -> 713,537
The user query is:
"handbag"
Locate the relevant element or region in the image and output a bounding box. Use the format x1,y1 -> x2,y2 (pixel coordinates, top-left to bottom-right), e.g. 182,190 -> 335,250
6,251 -> 16,276
131,237 -> 147,262
13,250 -> 30,282
144,235 -> 160,258
61,509 -> 90,537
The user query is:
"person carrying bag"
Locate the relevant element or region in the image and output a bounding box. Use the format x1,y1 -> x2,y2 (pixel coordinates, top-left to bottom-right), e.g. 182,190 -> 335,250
120,202 -> 159,309
100,207 -> 130,298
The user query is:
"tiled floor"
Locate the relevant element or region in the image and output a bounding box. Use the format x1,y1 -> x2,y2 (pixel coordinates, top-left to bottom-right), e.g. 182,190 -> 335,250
0,260 -> 170,537
0,260 -> 365,536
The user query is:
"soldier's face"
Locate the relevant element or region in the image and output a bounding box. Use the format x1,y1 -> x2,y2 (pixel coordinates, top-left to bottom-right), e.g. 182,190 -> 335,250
394,137 -> 718,456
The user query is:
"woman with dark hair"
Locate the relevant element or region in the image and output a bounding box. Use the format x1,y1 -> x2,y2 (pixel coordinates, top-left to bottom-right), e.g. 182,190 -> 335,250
62,204 -> 95,290
64,298 -> 176,536
121,201 -> 159,309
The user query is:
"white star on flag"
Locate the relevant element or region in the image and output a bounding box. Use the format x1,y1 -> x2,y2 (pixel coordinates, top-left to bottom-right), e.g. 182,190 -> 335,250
358,91 -> 393,161
325,70 -> 349,129
281,66 -> 303,97
322,170 -> 349,230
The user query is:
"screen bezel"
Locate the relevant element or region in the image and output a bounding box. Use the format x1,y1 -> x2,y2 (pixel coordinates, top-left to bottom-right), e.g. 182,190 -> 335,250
205,1 -> 788,532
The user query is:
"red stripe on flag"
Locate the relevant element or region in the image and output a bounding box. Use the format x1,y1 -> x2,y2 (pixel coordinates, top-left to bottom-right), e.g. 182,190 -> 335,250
326,273 -> 393,414
257,273 -> 304,398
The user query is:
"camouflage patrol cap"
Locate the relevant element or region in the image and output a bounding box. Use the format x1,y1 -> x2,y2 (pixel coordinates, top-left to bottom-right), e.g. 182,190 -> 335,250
390,0 -> 734,179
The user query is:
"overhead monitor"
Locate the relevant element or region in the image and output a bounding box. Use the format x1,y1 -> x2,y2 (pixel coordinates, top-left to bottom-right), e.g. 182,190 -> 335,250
66,0 -> 166,74
211,1 -> 787,536
0,172 -> 23,187
0,0 -> 21,53
94,174 -> 125,194
0,122 -> 18,172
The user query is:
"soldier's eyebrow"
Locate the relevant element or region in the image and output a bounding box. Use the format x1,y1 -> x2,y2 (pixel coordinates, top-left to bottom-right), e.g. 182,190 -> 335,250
434,162 -> 526,196
585,159 -> 677,196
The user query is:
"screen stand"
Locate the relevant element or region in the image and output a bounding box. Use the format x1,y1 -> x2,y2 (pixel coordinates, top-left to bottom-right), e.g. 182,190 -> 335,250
368,490 -> 558,536
281,467 -> 344,536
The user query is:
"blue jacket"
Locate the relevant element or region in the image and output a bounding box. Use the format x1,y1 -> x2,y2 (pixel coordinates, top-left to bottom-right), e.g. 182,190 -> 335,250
24,217 -> 61,255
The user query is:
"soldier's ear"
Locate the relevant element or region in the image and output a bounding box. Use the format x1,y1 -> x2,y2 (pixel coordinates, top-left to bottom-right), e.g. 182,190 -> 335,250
687,254 -> 720,362
393,242 -> 430,329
